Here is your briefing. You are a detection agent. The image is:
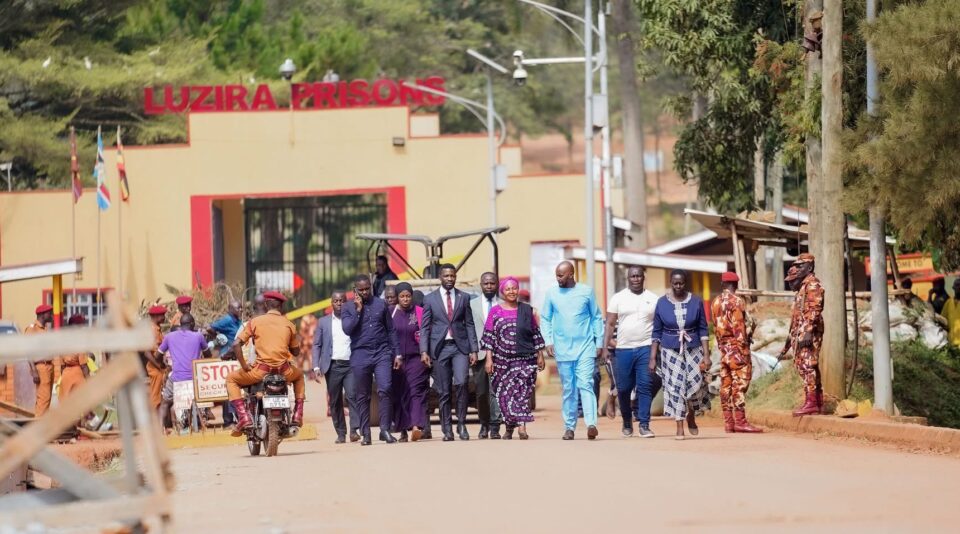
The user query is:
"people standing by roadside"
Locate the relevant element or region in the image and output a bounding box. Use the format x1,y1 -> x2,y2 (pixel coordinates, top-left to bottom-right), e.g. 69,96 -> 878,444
712,272 -> 763,433
372,255 -> 399,298
145,305 -> 169,413
26,304 -> 56,417
419,264 -> 479,441
312,291 -> 361,444
779,254 -> 826,416
58,314 -> 91,400
602,265 -> 658,438
342,275 -> 400,445
470,271 -> 504,439
482,276 -> 546,440
389,283 -> 429,442
650,269 -> 711,440
158,313 -> 211,431
540,261 -> 604,440
227,292 -> 306,436
941,278 -> 960,348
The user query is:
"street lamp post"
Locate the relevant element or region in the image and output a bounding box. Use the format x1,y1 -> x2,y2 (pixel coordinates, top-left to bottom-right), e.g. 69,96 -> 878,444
466,49 -> 511,229
514,0 -> 612,293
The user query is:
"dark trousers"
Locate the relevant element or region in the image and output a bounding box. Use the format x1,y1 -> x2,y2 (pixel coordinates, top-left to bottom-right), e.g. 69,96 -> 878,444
615,347 -> 653,427
432,341 -> 469,433
325,360 -> 359,438
391,353 -> 430,431
351,350 -> 393,437
472,360 -> 502,428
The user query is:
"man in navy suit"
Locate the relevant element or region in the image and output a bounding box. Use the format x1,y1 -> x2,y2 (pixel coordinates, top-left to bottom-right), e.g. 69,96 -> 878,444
341,275 -> 401,445
420,263 -> 478,441
312,290 -> 360,444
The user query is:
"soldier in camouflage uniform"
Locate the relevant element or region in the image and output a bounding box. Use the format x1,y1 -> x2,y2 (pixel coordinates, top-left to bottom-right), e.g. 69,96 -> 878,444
712,271 -> 762,433
779,253 -> 825,416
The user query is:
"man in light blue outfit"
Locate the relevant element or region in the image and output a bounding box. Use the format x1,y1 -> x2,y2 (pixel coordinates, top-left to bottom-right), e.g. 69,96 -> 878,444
541,261 -> 604,440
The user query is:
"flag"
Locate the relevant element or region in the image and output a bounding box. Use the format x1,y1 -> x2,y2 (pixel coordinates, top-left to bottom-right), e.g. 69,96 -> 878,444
93,126 -> 110,211
69,127 -> 82,203
116,126 -> 129,201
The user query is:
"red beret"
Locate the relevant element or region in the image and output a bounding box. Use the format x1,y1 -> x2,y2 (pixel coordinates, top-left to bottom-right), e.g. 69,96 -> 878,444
148,305 -> 167,315
518,289 -> 531,299
35,304 -> 53,314
175,295 -> 193,305
263,291 -> 287,302
67,314 -> 87,325
721,272 -> 740,283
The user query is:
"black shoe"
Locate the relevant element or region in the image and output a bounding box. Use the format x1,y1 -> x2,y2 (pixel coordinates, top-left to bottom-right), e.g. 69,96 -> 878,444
379,431 -> 398,444
361,436 -> 372,446
587,425 -> 599,440
442,432 -> 455,442
422,430 -> 433,440
478,425 -> 489,439
503,426 -> 514,440
335,434 -> 346,444
490,429 -> 501,440
622,426 -> 634,438
562,429 -> 575,440
350,430 -> 361,443
399,431 -> 409,443
458,427 -> 470,441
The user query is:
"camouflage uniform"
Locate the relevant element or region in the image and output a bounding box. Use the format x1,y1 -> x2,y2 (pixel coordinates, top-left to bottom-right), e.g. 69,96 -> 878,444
787,272 -> 825,395
712,289 -> 753,411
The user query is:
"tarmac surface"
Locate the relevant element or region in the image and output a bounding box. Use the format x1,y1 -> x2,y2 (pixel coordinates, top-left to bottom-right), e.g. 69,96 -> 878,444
168,380 -> 960,533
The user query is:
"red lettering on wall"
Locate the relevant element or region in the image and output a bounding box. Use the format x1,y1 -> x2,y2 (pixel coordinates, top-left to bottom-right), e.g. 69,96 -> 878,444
251,84 -> 278,110
291,83 -> 312,109
164,85 -> 189,113
313,82 -> 338,108
143,87 -> 165,114
372,79 -> 398,106
190,86 -> 215,112
225,85 -> 249,111
347,80 -> 371,106
420,76 -> 446,106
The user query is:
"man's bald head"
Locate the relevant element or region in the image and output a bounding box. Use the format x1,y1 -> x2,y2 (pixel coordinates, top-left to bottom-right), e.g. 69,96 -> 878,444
555,261 -> 576,288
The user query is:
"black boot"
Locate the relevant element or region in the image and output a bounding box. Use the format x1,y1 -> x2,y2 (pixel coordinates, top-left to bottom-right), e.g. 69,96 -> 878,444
361,430 -> 372,446
490,425 -> 501,440
379,430 -> 398,444
478,424 -> 490,439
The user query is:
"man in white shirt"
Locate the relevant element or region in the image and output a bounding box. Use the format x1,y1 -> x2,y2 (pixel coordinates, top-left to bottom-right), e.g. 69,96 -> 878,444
312,290 -> 360,443
602,265 -> 659,438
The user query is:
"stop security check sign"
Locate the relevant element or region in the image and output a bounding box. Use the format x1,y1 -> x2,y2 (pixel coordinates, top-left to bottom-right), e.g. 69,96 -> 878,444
193,359 -> 241,403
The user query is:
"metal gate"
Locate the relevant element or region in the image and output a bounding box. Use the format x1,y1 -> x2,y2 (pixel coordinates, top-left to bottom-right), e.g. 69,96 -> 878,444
244,194 -> 387,306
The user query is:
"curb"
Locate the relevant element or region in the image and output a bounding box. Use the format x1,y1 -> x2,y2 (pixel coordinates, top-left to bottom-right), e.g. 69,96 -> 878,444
164,423 -> 318,450
747,410 -> 960,453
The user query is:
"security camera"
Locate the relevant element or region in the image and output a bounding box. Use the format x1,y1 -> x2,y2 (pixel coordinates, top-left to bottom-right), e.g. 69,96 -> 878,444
279,58 -> 297,81
513,66 -> 528,86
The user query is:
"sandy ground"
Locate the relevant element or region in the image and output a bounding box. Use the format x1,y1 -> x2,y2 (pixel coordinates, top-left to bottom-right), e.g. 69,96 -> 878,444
167,381 -> 960,533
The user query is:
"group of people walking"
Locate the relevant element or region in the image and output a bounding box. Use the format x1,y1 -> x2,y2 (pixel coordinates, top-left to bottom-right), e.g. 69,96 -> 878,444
307,251 -> 825,444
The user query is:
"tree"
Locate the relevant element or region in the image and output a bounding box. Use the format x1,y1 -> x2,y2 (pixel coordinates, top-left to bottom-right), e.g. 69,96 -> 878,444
845,0 -> 960,271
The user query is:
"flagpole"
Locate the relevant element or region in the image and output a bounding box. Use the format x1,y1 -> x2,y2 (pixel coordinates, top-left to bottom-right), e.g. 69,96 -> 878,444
116,126 -> 123,304
95,125 -> 102,319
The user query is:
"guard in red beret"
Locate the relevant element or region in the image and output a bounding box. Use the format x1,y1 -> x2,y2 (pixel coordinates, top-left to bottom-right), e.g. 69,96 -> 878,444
711,272 -> 762,433
781,252 -> 825,416
59,315 -> 91,402
226,291 -> 306,435
26,303 -> 56,416
171,296 -> 193,330
145,305 -> 169,410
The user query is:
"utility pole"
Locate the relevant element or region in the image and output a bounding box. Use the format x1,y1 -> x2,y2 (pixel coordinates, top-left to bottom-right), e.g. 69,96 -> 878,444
804,2 -> 823,262
770,153 -> 784,286
611,0 -> 648,250
754,138 -> 769,292
866,0 -> 893,414
820,0 -> 847,400
583,0 -> 596,289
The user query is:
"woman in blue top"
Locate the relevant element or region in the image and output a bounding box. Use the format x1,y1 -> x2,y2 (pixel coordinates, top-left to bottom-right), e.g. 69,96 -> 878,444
649,269 -> 712,440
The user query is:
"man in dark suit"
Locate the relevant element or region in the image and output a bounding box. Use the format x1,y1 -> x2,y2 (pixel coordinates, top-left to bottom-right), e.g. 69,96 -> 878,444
312,290 -> 360,444
342,274 -> 401,445
470,272 -> 503,439
420,263 -> 478,441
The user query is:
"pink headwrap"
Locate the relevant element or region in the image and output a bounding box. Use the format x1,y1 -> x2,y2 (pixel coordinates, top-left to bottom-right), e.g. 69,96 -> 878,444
499,276 -> 520,296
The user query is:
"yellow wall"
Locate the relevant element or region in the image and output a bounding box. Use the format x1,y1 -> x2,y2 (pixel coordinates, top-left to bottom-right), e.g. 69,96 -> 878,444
0,107 -> 622,325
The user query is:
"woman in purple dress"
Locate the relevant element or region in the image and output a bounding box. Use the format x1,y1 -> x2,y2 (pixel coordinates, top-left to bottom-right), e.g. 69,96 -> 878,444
482,277 -> 546,439
389,283 -> 428,442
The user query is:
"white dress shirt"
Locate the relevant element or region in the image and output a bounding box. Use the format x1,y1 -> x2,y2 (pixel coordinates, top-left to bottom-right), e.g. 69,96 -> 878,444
442,288 -> 456,340
331,315 -> 352,360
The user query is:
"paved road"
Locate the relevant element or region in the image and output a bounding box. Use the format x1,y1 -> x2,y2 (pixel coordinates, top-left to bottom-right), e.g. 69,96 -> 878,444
168,383 -> 960,533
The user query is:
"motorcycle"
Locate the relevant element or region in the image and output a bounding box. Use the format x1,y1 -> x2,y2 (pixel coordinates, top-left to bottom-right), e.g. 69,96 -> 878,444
242,373 -> 299,456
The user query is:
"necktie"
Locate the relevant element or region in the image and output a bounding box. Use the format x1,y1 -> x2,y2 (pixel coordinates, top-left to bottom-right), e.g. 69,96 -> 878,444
446,290 -> 454,337
486,298 -> 493,318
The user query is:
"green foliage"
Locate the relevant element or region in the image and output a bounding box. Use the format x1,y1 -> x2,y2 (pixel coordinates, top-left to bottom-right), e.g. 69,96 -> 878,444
633,0 -> 800,214
844,0 -> 960,270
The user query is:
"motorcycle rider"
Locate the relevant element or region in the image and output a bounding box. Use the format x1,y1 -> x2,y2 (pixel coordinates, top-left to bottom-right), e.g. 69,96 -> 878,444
226,291 -> 306,437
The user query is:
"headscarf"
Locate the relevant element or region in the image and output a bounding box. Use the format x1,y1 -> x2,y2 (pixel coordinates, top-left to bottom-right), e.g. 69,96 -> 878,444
395,282 -> 413,296
499,276 -> 520,296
